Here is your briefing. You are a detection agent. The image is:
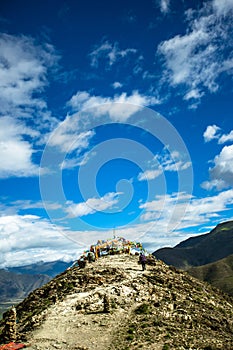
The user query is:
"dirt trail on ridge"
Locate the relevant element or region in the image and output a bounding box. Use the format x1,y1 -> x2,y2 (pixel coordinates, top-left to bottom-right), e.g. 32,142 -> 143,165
26,255 -> 156,350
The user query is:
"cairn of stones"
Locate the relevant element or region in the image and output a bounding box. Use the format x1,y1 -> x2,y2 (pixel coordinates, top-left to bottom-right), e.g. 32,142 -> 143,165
1,306 -> 17,343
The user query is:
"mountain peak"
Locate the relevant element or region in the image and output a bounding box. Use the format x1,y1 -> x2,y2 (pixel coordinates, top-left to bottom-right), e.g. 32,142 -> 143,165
1,253 -> 233,349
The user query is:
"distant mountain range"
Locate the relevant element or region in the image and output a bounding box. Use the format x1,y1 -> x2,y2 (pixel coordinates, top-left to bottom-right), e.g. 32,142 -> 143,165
8,260 -> 71,278
0,260 -> 72,316
0,269 -> 50,303
153,220 -> 233,295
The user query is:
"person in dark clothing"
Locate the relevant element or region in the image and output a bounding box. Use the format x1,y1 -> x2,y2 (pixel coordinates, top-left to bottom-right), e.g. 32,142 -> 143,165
78,256 -> 87,268
87,251 -> 95,263
139,252 -> 147,271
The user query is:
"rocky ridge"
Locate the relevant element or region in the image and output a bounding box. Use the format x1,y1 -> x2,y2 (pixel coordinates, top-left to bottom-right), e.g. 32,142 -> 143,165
1,254 -> 233,350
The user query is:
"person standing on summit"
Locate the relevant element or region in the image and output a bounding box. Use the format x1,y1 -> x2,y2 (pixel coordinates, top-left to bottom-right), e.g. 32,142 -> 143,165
139,252 -> 147,271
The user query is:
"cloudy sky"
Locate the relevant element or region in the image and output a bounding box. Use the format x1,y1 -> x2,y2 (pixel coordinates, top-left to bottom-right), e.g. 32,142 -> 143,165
0,0 -> 233,267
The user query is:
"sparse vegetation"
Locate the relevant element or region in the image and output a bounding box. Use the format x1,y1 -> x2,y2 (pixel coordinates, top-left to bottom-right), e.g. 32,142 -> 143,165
127,326 -> 136,334
162,344 -> 170,350
126,333 -> 134,341
134,303 -> 151,315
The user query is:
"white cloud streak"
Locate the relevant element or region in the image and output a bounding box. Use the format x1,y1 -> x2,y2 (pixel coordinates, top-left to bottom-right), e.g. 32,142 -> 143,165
65,192 -> 120,218
213,0 -> 233,15
218,130 -> 233,144
140,189 -> 233,229
203,125 -> 233,144
0,33 -> 58,119
138,149 -> 191,181
138,169 -> 162,181
89,40 -> 137,68
49,127 -> 95,154
67,90 -> 160,122
158,1 -> 233,101
0,116 -> 39,178
0,33 -> 59,178
160,0 -> 170,14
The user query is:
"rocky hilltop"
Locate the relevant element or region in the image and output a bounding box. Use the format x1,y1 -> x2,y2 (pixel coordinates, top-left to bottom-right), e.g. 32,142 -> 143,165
1,254 -> 233,350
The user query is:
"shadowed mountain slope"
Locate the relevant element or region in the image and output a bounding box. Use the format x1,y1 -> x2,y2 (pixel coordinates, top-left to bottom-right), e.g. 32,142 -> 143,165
1,254 -> 233,349
188,254 -> 233,296
0,261 -> 72,317
153,221 -> 233,269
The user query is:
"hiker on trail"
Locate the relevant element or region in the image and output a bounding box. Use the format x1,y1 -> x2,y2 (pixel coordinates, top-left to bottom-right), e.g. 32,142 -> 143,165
139,252 -> 147,271
78,256 -> 87,268
87,251 -> 95,263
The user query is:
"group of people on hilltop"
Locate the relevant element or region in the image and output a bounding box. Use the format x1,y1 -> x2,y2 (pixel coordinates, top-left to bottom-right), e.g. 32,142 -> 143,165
69,251 -> 95,269
68,237 -> 148,271
69,249 -> 147,271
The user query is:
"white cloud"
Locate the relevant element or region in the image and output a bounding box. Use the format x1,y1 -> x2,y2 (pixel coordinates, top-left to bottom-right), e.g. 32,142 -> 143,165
0,34 -> 60,178
112,81 -> 123,89
158,1 -> 233,100
0,117 -> 39,178
65,192 -> 120,218
138,169 -> 162,181
160,150 -> 191,171
213,0 -> 233,15
1,187 -> 233,267
201,179 -> 226,191
67,90 -> 160,121
0,215 -> 83,268
60,150 -> 96,169
0,33 -> 58,119
49,126 -> 95,154
0,211 -> 166,265
89,40 -> 137,68
139,189 -> 233,230
46,88 -> 164,168
158,29 -> 209,86
203,126 -> 233,144
203,124 -> 221,142
208,144 -> 233,189
184,89 -> 205,101
219,130 -> 233,144
190,189 -> 233,218
160,0 -> 170,14
203,125 -> 233,190
138,148 -> 191,182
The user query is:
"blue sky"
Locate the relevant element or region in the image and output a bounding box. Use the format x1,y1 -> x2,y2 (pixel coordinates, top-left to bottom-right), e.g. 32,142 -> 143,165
0,0 -> 233,267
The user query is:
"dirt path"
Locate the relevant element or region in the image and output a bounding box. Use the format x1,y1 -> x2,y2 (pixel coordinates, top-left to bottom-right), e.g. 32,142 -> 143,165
25,255 -> 150,350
